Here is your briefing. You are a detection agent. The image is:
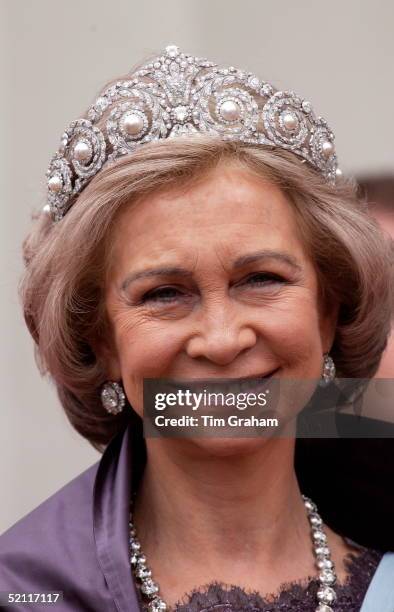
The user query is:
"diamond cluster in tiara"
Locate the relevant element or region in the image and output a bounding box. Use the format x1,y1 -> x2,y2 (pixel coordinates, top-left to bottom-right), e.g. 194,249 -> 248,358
46,44 -> 341,222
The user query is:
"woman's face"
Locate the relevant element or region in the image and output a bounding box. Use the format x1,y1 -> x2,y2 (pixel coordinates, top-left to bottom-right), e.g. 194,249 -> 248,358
103,161 -> 338,423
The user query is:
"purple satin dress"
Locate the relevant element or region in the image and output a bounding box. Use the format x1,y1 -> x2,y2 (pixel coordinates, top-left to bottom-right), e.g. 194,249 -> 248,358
0,422 -> 386,611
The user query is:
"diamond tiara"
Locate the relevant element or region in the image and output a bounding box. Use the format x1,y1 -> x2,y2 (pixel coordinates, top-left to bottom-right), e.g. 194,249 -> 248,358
46,43 -> 341,222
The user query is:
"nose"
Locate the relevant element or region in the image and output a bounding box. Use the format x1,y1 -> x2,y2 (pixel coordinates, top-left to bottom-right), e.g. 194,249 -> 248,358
185,300 -> 257,366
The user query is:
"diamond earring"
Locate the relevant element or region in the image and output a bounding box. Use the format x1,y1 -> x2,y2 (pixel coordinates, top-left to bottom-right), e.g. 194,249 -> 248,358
100,380 -> 126,414
320,353 -> 336,386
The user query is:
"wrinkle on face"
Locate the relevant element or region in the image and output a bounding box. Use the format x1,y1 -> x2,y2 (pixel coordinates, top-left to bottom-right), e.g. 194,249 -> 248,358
100,161 -> 337,416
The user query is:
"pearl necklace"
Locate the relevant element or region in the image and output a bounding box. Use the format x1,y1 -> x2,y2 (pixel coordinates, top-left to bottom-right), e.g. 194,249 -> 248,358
128,494 -> 337,612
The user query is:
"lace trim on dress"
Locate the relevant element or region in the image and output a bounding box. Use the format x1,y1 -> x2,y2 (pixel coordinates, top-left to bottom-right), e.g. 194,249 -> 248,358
170,546 -> 384,612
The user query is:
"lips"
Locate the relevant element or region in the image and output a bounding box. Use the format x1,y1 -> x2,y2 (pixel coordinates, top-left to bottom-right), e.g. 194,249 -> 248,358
227,368 -> 280,384
199,368 -> 280,396
155,368 -> 280,396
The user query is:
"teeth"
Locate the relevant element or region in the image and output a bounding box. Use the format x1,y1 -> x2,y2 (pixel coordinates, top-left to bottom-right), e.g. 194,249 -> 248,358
171,369 -> 277,396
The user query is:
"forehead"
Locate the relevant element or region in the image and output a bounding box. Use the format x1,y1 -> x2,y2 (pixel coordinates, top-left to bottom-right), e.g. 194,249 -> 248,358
109,163 -> 308,272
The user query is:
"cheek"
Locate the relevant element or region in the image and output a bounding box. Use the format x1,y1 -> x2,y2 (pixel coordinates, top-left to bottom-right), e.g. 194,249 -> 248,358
115,321 -> 183,414
117,321 -> 181,373
260,293 -> 324,374
258,295 -> 325,421
109,304 -> 174,372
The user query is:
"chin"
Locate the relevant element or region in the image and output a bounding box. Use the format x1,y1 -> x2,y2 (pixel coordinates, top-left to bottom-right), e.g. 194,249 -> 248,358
185,436 -> 273,459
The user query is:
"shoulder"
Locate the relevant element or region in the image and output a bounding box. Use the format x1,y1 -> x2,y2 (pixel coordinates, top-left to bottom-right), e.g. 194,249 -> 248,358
0,461 -> 115,610
0,462 -> 99,570
359,550 -> 394,611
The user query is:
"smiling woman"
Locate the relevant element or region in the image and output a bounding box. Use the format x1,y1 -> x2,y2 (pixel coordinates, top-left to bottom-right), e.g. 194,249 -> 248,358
1,44 -> 393,612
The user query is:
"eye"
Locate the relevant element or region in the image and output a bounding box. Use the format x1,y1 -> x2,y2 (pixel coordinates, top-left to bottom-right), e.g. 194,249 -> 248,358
140,286 -> 183,304
243,272 -> 287,286
138,273 -> 287,305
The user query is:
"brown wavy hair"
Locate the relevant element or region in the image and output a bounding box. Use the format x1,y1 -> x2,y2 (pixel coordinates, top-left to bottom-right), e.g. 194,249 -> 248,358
20,136 -> 394,452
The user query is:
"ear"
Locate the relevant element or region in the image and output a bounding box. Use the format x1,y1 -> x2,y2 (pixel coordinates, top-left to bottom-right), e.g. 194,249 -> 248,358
91,335 -> 122,381
319,299 -> 340,354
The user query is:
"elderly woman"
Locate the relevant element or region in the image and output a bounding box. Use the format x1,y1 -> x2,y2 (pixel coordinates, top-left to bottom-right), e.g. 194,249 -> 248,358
1,44 -> 393,612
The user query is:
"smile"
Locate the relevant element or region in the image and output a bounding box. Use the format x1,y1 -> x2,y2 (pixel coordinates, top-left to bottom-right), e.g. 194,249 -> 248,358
161,368 -> 280,397
212,368 -> 280,394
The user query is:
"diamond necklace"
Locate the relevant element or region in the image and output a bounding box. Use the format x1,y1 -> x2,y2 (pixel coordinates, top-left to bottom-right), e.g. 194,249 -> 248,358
128,494 -> 337,612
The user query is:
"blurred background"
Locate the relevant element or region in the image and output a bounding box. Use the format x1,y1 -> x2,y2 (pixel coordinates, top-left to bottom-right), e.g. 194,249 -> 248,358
1,0 -> 393,534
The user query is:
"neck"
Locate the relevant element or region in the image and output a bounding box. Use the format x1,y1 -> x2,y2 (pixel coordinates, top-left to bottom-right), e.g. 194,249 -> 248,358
133,438 -> 311,568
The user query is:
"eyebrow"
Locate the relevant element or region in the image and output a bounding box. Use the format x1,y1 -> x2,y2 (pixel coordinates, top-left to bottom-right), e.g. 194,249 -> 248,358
120,250 -> 303,291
